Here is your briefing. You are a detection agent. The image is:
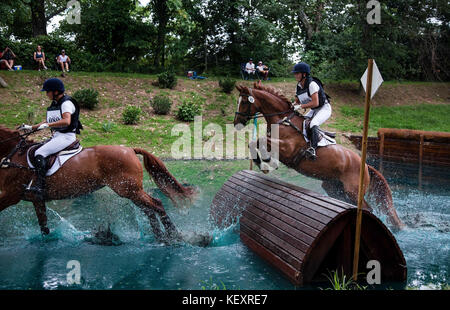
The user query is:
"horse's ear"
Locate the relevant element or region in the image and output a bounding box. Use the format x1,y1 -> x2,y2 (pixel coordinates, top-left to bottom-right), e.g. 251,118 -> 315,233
236,84 -> 242,92
258,80 -> 262,88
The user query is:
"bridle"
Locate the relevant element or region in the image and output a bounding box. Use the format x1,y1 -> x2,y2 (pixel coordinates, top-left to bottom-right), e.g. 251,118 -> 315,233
0,129 -> 39,170
235,88 -> 293,121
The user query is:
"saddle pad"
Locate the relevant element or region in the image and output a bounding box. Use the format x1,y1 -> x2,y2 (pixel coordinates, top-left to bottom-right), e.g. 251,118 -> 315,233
303,122 -> 336,147
27,146 -> 83,176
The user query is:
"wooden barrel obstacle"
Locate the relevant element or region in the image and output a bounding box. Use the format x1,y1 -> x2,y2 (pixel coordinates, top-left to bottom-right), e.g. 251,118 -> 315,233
210,170 -> 407,286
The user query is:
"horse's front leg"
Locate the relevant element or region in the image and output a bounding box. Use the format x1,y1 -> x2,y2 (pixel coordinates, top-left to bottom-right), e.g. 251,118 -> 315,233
32,200 -> 49,235
257,136 -> 281,173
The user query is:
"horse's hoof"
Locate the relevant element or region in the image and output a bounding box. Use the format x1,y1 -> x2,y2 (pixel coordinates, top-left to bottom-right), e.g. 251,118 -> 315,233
41,227 -> 50,235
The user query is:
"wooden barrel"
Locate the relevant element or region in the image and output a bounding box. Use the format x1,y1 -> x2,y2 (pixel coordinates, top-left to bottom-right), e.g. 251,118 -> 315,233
210,170 -> 407,286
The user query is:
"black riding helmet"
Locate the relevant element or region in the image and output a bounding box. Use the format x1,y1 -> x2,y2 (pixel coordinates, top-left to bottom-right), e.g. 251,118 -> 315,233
41,78 -> 65,93
291,62 -> 311,74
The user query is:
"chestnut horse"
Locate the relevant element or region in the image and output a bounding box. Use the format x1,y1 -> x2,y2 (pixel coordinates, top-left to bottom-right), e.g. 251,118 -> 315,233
234,83 -> 404,229
0,126 -> 195,241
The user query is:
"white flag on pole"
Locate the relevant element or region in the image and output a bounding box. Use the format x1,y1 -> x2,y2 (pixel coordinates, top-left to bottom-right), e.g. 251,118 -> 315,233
361,60 -> 383,99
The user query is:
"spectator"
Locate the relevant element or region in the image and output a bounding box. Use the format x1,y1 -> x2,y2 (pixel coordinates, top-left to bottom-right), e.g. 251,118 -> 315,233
256,61 -> 269,80
245,58 -> 256,80
34,45 -> 48,71
0,47 -> 16,71
57,49 -> 71,72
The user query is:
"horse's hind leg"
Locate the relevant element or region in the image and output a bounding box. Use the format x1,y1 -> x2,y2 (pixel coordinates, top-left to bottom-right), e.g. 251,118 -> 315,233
32,200 -> 50,235
130,190 -> 180,242
322,180 -> 373,212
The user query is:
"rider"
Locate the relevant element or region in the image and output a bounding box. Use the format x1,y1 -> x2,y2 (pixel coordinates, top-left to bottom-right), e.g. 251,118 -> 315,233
292,62 -> 331,160
21,78 -> 82,199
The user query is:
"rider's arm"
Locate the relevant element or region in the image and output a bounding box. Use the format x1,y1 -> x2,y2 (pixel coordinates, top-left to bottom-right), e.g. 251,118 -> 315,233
300,92 -> 319,109
32,113 -> 71,130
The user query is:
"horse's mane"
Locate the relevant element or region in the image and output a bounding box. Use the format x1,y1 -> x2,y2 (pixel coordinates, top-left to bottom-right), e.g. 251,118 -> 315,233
0,125 -> 18,139
253,82 -> 292,106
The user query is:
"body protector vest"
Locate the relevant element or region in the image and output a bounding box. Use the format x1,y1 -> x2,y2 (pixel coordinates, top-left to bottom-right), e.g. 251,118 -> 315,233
296,76 -> 331,110
46,95 -> 83,134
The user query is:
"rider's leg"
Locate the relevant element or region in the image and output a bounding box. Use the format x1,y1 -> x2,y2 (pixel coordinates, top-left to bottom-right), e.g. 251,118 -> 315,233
27,133 -> 76,197
306,103 -> 332,159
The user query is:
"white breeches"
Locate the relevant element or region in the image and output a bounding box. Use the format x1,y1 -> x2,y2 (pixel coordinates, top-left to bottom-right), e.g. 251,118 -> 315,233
305,103 -> 332,128
35,132 -> 76,158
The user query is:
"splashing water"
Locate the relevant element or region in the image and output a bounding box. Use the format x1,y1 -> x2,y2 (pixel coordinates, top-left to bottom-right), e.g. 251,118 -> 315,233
0,159 -> 448,289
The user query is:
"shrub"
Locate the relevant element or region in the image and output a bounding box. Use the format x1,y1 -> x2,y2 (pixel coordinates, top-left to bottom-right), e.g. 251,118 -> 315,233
219,78 -> 236,94
176,94 -> 203,121
101,121 -> 116,133
73,88 -> 99,110
122,106 -> 142,124
151,94 -> 172,115
157,71 -> 177,89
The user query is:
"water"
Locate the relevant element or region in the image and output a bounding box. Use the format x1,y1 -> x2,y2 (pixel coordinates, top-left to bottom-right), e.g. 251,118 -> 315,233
0,159 -> 448,290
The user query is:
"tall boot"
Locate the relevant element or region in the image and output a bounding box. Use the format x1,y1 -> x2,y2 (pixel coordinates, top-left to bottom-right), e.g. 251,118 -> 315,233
306,125 -> 320,160
27,155 -> 48,200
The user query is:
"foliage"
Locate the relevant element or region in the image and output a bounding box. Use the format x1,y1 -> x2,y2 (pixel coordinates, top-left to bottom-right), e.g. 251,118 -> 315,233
122,105 -> 142,124
157,71 -> 177,89
101,121 -> 116,133
323,269 -> 367,290
176,93 -> 203,121
218,78 -> 236,94
73,88 -> 99,110
151,94 -> 172,115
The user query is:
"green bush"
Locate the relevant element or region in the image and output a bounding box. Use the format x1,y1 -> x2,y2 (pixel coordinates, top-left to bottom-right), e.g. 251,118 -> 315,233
176,94 -> 203,121
218,78 -> 236,94
157,71 -> 177,89
72,88 -> 99,110
151,94 -> 172,115
122,106 -> 142,124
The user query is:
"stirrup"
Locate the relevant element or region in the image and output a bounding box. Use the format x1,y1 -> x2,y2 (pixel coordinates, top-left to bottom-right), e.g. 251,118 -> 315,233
306,147 -> 317,160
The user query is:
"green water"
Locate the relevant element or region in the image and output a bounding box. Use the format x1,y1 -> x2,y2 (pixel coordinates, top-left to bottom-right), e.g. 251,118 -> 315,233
0,159 -> 448,290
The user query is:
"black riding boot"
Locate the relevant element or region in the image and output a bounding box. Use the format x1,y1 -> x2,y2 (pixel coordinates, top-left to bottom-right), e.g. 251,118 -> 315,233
27,155 -> 48,200
306,125 -> 320,160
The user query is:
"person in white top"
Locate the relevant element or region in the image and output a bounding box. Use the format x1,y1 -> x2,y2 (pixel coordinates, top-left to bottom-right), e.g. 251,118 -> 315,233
244,58 -> 256,80
57,49 -> 71,72
292,62 -> 332,160
256,61 -> 269,80
19,78 -> 82,200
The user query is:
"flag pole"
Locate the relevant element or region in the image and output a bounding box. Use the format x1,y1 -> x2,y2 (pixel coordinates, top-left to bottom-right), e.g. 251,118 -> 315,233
250,116 -> 257,170
353,58 -> 374,281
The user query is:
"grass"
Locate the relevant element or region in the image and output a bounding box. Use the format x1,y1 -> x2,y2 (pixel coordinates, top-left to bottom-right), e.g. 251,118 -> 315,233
323,269 -> 367,290
330,104 -> 450,135
1,70 -> 448,157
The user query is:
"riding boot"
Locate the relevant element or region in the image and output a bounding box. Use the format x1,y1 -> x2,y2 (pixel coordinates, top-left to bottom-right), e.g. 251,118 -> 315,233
306,125 -> 320,160
27,155 -> 48,201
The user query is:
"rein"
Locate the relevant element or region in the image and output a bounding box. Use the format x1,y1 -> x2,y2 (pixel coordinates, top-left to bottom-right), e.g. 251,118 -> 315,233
0,129 -> 40,170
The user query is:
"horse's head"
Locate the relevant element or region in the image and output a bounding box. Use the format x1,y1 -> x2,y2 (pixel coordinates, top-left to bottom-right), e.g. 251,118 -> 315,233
234,84 -> 261,129
0,125 -> 22,158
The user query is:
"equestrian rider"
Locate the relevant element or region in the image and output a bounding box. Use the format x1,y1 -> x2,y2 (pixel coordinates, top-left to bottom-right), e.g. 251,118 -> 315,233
20,78 -> 82,199
292,62 -> 331,160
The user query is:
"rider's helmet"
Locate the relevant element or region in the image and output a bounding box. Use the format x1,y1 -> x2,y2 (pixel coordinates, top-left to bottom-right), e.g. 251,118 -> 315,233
41,78 -> 65,93
291,62 -> 311,75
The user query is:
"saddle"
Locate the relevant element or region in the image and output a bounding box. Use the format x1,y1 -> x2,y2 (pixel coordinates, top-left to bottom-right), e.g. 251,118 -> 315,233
28,140 -> 81,169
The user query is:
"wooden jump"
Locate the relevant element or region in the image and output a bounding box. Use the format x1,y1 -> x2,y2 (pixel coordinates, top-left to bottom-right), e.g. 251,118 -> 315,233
348,128 -> 450,167
210,170 -> 407,286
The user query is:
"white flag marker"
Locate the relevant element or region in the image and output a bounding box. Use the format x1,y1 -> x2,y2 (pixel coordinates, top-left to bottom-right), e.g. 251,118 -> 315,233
360,60 -> 383,99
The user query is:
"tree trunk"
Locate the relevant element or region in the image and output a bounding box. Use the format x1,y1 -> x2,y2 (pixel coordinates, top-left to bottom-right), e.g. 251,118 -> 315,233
30,0 -> 47,37
153,0 -> 169,68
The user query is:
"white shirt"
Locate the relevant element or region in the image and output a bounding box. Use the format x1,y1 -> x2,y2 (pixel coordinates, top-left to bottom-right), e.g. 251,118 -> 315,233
59,55 -> 68,62
256,65 -> 265,72
298,81 -> 320,96
245,62 -> 255,73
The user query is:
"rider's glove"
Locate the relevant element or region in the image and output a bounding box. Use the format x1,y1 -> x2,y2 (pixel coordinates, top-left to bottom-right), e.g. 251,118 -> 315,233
293,104 -> 302,111
37,123 -> 49,130
19,124 -> 33,131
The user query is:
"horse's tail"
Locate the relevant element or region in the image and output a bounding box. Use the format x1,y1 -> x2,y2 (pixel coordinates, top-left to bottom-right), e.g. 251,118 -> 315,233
368,165 -> 404,229
133,148 -> 196,208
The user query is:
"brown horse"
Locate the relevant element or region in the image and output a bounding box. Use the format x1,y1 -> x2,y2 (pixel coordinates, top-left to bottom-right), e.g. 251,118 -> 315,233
234,83 -> 404,229
0,125 -> 195,241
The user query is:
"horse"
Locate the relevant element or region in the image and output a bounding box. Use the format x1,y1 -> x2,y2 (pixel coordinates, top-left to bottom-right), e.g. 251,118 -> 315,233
234,83 -> 404,229
0,125 -> 196,242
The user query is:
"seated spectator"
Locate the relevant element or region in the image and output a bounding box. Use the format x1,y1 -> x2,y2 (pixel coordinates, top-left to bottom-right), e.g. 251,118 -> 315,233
0,47 -> 16,71
34,45 -> 48,71
244,58 -> 256,80
256,61 -> 269,80
57,50 -> 71,72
